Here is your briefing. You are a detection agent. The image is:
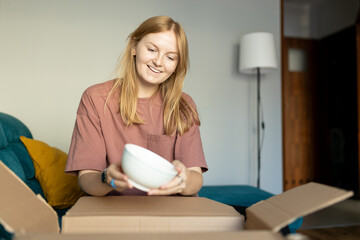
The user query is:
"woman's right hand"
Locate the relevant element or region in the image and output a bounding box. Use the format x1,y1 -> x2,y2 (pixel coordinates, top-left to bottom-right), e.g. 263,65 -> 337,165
105,161 -> 133,191
78,162 -> 132,196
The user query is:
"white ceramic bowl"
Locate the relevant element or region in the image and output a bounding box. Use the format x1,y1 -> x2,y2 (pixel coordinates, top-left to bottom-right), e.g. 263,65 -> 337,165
121,143 -> 177,192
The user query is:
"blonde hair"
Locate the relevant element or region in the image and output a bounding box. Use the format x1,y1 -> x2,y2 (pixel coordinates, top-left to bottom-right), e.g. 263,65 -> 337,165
108,16 -> 199,136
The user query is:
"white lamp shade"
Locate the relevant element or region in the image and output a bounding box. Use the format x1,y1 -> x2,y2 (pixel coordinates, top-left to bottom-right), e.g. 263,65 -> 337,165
239,32 -> 277,74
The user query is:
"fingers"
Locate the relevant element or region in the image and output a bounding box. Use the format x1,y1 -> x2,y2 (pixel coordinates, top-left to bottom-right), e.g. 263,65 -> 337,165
176,175 -> 184,185
106,162 -> 133,190
172,160 -> 185,174
148,160 -> 187,196
108,162 -> 127,181
161,161 -> 187,189
148,185 -> 183,195
148,177 -> 185,195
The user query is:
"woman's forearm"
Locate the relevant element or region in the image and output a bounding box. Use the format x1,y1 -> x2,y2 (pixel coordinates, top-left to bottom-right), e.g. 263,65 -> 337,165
78,170 -> 113,196
180,168 -> 203,196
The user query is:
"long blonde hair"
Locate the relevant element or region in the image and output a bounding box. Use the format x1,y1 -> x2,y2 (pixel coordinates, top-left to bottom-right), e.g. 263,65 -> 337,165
108,16 -> 199,136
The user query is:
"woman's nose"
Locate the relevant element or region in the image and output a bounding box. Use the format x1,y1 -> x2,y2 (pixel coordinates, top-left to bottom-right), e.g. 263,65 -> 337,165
153,55 -> 162,66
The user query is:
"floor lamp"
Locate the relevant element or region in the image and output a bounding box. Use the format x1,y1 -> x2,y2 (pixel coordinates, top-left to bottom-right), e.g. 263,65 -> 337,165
239,32 -> 277,188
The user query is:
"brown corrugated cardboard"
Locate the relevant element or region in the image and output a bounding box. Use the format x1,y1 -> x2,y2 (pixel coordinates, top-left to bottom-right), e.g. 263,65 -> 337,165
0,160 -> 354,239
245,182 -> 354,232
61,196 -> 244,233
0,162 -> 59,236
15,231 -> 285,240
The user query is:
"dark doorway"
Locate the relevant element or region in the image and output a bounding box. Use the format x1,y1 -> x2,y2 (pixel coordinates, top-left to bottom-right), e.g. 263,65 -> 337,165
318,26 -> 359,198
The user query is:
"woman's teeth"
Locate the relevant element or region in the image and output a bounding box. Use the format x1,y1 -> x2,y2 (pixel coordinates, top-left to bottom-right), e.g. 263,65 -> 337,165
148,66 -> 160,73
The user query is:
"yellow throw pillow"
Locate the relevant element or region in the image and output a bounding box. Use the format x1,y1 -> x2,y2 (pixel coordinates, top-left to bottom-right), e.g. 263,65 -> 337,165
20,136 -> 84,209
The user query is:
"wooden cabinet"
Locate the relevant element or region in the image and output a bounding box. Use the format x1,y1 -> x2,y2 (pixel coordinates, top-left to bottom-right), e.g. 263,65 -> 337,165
282,37 -> 320,191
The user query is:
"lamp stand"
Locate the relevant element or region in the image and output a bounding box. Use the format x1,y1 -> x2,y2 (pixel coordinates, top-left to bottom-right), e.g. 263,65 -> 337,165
240,32 -> 277,189
256,67 -> 261,189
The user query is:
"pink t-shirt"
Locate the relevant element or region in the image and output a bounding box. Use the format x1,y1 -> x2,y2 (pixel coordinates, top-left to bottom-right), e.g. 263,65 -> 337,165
65,80 -> 207,195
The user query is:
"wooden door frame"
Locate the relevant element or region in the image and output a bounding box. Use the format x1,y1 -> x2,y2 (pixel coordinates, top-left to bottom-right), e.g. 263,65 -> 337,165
281,0 -> 286,191
356,7 -> 360,197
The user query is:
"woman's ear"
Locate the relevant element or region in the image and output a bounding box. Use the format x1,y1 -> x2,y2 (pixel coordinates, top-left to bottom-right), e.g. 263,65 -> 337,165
131,48 -> 136,56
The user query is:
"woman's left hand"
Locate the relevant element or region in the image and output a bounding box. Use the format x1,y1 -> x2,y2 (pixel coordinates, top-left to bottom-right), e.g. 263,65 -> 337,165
148,160 -> 188,196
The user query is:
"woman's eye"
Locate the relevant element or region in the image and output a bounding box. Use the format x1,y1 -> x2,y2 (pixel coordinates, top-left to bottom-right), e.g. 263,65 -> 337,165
167,56 -> 174,61
148,48 -> 155,52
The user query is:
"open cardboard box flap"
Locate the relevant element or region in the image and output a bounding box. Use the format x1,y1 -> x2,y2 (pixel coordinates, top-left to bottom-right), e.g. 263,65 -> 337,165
0,162 -> 59,235
245,182 -> 354,232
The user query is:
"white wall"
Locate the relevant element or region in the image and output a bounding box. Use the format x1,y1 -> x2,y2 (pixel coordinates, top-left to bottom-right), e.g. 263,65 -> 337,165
0,0 -> 282,194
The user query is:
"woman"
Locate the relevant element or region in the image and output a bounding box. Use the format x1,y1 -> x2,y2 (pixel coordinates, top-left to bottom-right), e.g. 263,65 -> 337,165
65,16 -> 207,197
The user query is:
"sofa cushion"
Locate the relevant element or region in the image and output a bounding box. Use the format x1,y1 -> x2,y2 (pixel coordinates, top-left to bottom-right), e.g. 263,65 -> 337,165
0,121 -> 8,148
0,112 -> 43,196
0,148 -> 26,181
199,185 -> 274,207
8,143 -> 35,179
20,136 -> 84,209
0,112 -> 32,143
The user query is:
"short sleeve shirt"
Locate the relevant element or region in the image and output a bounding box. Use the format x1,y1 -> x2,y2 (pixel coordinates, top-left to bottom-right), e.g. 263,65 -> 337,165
65,80 -> 208,194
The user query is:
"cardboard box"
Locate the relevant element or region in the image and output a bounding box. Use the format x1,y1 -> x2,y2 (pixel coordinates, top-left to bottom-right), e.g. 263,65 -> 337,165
15,231 -> 285,240
0,161 -> 354,239
61,181 -> 354,234
61,195 -> 244,233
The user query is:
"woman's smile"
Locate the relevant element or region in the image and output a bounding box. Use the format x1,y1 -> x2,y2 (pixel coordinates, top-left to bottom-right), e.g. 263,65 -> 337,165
148,65 -> 162,74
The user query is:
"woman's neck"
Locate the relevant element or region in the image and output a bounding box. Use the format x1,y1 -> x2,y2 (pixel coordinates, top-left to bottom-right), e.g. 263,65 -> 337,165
138,85 -> 159,98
